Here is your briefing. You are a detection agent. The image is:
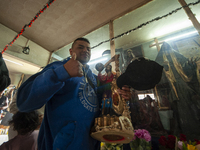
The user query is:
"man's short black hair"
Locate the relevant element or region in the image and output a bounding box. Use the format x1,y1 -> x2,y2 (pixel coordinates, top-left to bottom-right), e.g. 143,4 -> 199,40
72,37 -> 90,48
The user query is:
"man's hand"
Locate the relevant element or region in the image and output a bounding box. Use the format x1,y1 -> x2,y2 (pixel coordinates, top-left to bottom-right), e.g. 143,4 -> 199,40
117,85 -> 132,101
63,53 -> 84,77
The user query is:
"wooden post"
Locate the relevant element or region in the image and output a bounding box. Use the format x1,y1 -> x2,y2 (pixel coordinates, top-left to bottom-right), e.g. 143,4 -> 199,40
109,20 -> 116,71
47,52 -> 53,65
178,0 -> 200,35
16,73 -> 24,89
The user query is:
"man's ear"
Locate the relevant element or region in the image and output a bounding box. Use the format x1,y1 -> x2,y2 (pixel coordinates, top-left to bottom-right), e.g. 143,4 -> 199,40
69,48 -> 72,56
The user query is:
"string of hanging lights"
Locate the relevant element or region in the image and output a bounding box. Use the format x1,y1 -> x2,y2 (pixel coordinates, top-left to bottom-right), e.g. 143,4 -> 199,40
91,0 -> 200,49
1,0 -> 56,54
1,0 -> 200,53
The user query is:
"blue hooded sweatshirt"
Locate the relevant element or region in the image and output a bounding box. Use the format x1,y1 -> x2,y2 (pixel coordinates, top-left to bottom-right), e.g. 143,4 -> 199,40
17,58 -> 100,150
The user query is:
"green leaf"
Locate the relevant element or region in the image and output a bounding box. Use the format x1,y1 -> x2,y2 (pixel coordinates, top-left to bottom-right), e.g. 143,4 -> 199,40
182,142 -> 187,150
192,141 -> 196,146
138,145 -> 143,150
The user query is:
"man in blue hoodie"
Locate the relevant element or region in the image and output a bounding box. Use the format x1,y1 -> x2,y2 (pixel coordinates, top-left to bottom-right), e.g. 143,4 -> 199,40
17,37 -> 131,150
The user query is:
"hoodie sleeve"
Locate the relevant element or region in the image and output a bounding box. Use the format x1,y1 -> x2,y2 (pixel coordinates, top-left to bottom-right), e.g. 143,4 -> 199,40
17,61 -> 71,112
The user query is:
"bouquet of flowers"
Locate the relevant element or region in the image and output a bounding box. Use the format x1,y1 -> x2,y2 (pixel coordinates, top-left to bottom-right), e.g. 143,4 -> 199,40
129,129 -> 151,150
158,134 -> 200,150
177,134 -> 200,150
159,135 -> 176,150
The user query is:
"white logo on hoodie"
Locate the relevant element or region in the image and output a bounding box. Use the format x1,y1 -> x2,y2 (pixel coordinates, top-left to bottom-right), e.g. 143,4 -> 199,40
78,78 -> 98,112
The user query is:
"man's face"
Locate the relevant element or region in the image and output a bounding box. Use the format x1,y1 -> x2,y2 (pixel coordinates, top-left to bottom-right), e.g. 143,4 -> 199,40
70,40 -> 91,64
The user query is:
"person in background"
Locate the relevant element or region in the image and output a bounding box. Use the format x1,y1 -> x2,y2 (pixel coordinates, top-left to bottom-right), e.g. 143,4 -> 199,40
0,90 -> 9,115
0,52 -> 11,121
17,37 -> 131,150
0,53 -> 11,93
6,91 -> 45,140
0,110 -> 41,150
0,86 -> 13,112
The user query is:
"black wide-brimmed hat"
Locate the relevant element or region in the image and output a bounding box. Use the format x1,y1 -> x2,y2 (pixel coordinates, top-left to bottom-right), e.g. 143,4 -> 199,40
117,57 -> 163,91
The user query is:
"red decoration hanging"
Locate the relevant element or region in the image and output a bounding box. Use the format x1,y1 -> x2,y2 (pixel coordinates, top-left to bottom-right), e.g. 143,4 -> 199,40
1,0 -> 56,54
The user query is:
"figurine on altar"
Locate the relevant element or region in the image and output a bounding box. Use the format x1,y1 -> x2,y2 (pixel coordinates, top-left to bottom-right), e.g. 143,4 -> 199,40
91,54 -> 134,144
97,64 -> 115,85
101,94 -> 112,115
95,55 -> 124,116
95,63 -> 114,98
95,61 -> 116,116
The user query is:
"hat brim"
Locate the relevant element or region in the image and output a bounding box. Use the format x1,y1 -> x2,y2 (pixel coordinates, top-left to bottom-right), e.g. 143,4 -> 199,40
116,73 -> 131,89
117,72 -> 161,91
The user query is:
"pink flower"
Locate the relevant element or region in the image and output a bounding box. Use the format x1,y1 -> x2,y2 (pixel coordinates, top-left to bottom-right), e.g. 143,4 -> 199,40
142,129 -> 151,142
142,129 -> 149,134
178,141 -> 183,150
144,133 -> 151,142
133,129 -> 151,142
135,129 -> 144,139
